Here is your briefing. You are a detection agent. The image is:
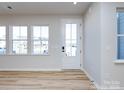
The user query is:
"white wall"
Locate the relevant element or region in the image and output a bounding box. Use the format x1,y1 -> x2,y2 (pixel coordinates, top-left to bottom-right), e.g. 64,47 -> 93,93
101,2 -> 124,89
83,3 -> 101,88
84,2 -> 124,89
0,15 -> 82,71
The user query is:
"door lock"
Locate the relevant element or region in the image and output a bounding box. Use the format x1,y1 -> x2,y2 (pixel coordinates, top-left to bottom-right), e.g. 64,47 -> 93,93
62,46 -> 65,52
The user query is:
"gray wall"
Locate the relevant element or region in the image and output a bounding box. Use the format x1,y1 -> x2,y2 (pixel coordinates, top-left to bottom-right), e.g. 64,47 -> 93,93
83,3 -> 101,87
101,2 -> 124,89
84,2 -> 124,89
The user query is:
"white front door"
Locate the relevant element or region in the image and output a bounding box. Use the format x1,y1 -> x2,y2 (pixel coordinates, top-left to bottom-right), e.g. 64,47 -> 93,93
61,19 -> 82,69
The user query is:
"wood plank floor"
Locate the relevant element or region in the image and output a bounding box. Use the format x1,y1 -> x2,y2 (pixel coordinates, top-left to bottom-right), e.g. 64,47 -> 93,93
0,70 -> 96,90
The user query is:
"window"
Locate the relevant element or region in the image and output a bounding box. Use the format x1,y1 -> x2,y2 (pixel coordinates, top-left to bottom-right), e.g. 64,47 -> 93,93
117,11 -> 124,59
0,25 -> 49,56
0,26 -> 6,54
32,26 -> 49,55
65,24 -> 77,56
12,26 -> 27,54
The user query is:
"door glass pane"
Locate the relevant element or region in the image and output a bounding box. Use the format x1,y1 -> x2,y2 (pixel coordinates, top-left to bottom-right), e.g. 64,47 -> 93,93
66,46 -> 71,56
72,24 -> 77,39
66,40 -> 71,47
72,40 -> 77,56
13,41 -> 27,54
66,24 -> 71,40
72,40 -> 76,46
65,24 -> 77,56
72,47 -> 76,56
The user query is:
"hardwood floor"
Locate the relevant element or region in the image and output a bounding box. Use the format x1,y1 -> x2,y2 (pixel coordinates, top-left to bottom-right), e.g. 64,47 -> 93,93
0,70 -> 96,90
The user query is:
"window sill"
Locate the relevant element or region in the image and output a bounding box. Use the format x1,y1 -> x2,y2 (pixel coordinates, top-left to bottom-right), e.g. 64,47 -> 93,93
0,54 -> 50,56
114,60 -> 124,63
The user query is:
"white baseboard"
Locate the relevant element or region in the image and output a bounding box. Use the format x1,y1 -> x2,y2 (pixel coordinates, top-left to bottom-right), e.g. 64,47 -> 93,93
81,68 -> 101,89
0,69 -> 62,71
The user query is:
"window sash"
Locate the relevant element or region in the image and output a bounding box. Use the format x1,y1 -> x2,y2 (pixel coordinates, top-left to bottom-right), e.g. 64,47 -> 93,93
12,26 -> 27,40
32,26 -> 49,55
12,26 -> 28,55
117,11 -> 124,59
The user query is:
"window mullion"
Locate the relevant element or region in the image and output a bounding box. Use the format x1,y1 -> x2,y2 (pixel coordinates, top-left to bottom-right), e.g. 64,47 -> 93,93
19,27 -> 21,54
28,26 -> 31,55
40,27 -> 42,54
71,24 -> 72,56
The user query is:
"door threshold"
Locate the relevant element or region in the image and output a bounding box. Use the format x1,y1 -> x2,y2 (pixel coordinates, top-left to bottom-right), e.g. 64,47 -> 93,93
62,69 -> 81,71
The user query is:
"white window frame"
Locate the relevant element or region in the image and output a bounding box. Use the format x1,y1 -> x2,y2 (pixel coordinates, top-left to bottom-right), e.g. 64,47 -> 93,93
31,25 -> 49,56
11,25 -> 28,55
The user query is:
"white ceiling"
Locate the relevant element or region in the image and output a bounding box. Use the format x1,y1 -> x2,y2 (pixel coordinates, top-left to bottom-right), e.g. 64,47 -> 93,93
0,2 -> 90,15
